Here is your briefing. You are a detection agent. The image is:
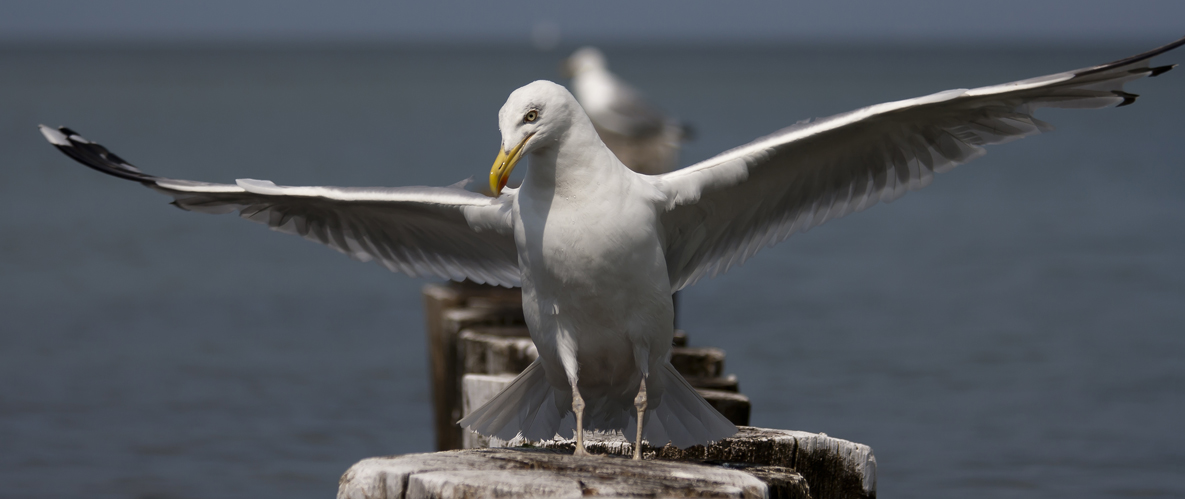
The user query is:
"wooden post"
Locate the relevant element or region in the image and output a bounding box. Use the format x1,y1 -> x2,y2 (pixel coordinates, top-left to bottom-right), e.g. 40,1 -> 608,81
533,427 -> 877,499
422,283 -> 465,451
339,427 -> 876,499
422,282 -> 524,451
339,448 -> 772,499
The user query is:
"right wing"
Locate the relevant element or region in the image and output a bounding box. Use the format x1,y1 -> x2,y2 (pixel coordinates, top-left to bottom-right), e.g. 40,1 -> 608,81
40,125 -> 521,287
651,36 -> 1183,291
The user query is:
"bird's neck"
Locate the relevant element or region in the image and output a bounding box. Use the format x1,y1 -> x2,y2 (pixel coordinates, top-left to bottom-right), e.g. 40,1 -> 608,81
524,120 -> 622,199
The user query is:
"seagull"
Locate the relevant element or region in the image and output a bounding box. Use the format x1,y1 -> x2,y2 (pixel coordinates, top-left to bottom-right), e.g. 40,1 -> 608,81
563,46 -> 691,175
41,37 -> 1183,460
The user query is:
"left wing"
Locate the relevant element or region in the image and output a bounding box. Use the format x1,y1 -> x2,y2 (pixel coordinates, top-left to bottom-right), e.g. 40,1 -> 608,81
651,37 -> 1184,291
40,125 -> 522,287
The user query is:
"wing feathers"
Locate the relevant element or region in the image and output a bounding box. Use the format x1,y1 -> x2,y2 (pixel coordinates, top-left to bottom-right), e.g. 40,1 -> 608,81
654,38 -> 1183,291
41,126 -> 522,287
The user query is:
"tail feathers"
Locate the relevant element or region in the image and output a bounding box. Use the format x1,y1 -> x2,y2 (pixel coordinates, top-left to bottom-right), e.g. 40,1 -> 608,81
458,359 -> 573,441
460,360 -> 737,449
625,363 -> 738,448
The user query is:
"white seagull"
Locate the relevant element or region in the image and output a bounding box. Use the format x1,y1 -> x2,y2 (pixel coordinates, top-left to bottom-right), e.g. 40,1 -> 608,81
564,46 -> 692,175
41,38 -> 1183,460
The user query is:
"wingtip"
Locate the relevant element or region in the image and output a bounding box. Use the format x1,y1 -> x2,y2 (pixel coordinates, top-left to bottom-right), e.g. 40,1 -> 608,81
39,124 -> 71,146
1078,36 -> 1185,78
447,176 -> 474,190
1113,90 -> 1140,107
679,121 -> 697,142
1149,64 -> 1177,77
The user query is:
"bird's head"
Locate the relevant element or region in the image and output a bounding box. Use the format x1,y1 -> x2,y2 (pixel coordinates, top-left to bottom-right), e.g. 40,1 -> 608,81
490,80 -> 582,195
561,46 -> 607,78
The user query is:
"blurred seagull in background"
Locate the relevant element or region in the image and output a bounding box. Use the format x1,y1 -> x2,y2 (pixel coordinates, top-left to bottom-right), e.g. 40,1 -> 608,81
563,46 -> 693,175
40,37 -> 1183,459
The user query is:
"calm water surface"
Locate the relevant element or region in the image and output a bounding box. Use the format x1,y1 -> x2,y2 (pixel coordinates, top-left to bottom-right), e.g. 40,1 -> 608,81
2,43 -> 1183,498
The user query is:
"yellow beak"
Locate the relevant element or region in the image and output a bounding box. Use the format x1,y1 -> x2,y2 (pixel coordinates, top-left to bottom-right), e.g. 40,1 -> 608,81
490,134 -> 532,196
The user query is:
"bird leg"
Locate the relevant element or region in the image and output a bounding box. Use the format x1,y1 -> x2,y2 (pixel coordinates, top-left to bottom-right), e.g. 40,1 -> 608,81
572,384 -> 589,456
633,376 -> 647,460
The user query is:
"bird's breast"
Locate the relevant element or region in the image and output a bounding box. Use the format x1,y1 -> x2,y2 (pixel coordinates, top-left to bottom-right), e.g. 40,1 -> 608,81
517,188 -> 663,288
513,178 -> 673,348
511,152 -> 675,384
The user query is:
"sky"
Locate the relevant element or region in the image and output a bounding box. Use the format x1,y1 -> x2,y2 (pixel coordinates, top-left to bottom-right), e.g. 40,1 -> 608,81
1,0 -> 1183,47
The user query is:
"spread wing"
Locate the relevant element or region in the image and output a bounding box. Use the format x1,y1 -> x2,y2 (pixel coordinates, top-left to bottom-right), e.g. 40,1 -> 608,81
652,37 -> 1184,291
40,125 -> 521,287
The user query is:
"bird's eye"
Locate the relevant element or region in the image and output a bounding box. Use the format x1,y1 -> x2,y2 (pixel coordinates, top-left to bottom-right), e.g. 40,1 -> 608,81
524,110 -> 539,123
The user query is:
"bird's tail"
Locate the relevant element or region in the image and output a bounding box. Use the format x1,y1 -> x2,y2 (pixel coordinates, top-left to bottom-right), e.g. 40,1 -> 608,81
459,359 -> 574,442
626,362 -> 738,448
459,359 -> 738,448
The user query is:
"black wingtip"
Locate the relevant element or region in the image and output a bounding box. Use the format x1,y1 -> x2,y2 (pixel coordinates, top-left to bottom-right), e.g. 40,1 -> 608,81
1113,90 -> 1140,107
39,125 -> 158,183
680,121 -> 697,142
1079,35 -> 1185,77
1149,64 -> 1176,77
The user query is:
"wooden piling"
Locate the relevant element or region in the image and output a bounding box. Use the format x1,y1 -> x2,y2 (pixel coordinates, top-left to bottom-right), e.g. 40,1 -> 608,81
339,427 -> 875,499
422,282 -> 526,451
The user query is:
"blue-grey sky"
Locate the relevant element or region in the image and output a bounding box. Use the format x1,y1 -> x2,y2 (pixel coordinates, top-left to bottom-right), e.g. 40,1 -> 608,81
2,0 -> 1182,45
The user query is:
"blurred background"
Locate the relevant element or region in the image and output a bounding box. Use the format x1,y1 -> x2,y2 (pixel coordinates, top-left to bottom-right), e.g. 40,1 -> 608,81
2,2 -> 1183,498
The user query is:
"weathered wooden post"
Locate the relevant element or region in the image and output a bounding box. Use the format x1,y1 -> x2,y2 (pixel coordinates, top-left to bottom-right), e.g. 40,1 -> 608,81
339,428 -> 876,498
422,282 -> 526,450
